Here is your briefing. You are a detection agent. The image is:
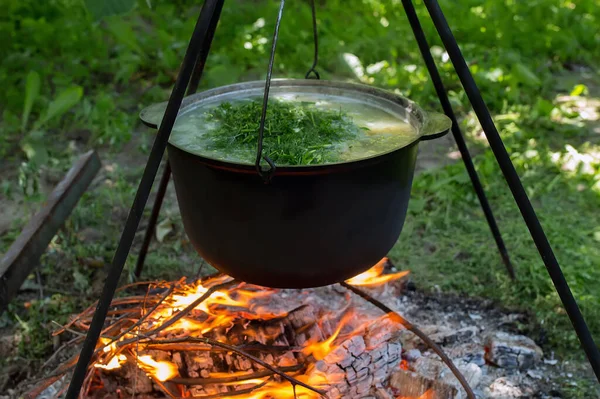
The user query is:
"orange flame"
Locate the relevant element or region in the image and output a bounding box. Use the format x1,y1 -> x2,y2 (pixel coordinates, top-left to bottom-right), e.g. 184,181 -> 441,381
136,355 -> 179,381
163,280 -> 270,317
89,272 -> 412,398
162,313 -> 234,334
151,279 -> 273,334
98,337 -> 117,354
345,258 -> 409,286
302,312 -> 355,360
94,354 -> 127,370
228,378 -> 322,399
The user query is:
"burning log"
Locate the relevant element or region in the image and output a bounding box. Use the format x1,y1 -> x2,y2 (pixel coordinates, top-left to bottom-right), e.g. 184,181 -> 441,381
28,260 -> 476,399
390,370 -> 458,399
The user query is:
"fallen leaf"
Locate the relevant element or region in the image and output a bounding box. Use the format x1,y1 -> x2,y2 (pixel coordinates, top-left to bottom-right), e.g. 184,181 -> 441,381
570,84 -> 588,97
156,218 -> 173,243
79,257 -> 105,268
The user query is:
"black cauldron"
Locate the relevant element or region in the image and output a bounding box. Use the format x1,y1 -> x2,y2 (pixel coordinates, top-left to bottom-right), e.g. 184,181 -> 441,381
140,80 -> 451,288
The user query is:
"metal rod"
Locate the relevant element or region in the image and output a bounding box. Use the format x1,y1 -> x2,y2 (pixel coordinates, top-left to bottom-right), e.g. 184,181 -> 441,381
400,0 -> 515,280
134,5 -> 220,278
64,1 -> 226,397
187,4 -> 221,95
255,0 -> 285,182
305,0 -> 320,79
134,162 -> 171,278
422,0 -> 600,381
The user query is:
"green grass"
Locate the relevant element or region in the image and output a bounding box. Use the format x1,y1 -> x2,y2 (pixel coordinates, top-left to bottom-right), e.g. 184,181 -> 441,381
0,0 -> 599,394
391,134 -> 600,350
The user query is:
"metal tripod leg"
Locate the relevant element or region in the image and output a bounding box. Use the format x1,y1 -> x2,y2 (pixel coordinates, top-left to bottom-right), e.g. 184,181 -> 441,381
134,8 -> 221,279
65,1 -> 226,397
134,162 -> 171,278
401,0 -> 515,280
422,0 -> 600,382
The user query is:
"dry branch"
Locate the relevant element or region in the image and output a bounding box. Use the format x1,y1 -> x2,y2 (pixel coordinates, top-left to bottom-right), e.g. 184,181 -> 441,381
156,337 -> 325,397
106,283 -> 175,345
169,364 -> 304,385
190,379 -> 270,399
340,281 -> 475,399
123,280 -> 237,344
140,338 -> 298,353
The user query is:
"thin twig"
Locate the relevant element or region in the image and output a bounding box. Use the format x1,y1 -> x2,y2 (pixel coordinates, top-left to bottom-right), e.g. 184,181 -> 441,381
105,308 -> 145,316
42,336 -> 83,370
194,260 -> 207,280
190,379 -> 270,399
132,283 -> 153,399
51,321 -> 87,337
27,354 -> 78,387
30,282 -> 182,391
53,295 -> 156,336
118,280 -> 238,347
53,381 -> 68,399
35,269 -> 45,299
81,367 -> 95,399
23,373 -> 65,399
340,281 -> 476,399
38,280 -> 247,391
99,316 -> 138,337
153,337 -> 325,397
108,284 -> 175,346
151,376 -> 178,399
18,285 -> 75,296
139,338 -> 299,353
169,364 -> 304,385
138,341 -> 211,351
117,280 -> 167,292
147,280 -> 235,334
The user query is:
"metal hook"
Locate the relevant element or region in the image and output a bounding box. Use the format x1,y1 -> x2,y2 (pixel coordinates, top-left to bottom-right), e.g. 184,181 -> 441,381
255,0 -> 285,183
256,155 -> 277,184
305,68 -> 320,80
305,0 -> 320,80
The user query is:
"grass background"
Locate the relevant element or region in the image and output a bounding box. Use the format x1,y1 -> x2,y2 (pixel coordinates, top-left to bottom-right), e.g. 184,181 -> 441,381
0,0 -> 599,395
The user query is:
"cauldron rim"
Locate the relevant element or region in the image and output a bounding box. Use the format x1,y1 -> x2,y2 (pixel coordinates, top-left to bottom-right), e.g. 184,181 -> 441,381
140,79 -> 451,173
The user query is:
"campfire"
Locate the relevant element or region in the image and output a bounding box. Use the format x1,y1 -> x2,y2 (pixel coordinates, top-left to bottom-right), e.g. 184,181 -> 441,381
29,258 -> 473,399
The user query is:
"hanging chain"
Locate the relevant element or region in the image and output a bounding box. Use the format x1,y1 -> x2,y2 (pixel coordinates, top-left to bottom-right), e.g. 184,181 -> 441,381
305,0 -> 320,79
255,0 -> 285,183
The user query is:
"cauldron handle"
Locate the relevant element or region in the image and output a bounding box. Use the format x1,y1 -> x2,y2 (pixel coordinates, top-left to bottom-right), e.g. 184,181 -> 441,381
419,111 -> 452,141
254,0 -> 285,183
139,101 -> 167,129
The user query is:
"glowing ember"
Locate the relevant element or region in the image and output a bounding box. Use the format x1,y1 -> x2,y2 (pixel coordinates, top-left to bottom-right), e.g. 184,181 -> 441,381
136,355 -> 179,381
99,337 -> 117,354
345,258 -> 409,286
220,378 -> 268,387
397,389 -> 435,399
399,359 -> 410,370
94,354 -> 127,370
209,370 -> 266,379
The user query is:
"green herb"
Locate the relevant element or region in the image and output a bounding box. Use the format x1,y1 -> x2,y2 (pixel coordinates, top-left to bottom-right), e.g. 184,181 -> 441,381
204,100 -> 362,165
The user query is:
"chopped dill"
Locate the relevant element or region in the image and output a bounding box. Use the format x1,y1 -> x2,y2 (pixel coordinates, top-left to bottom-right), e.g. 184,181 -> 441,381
203,99 -> 363,165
